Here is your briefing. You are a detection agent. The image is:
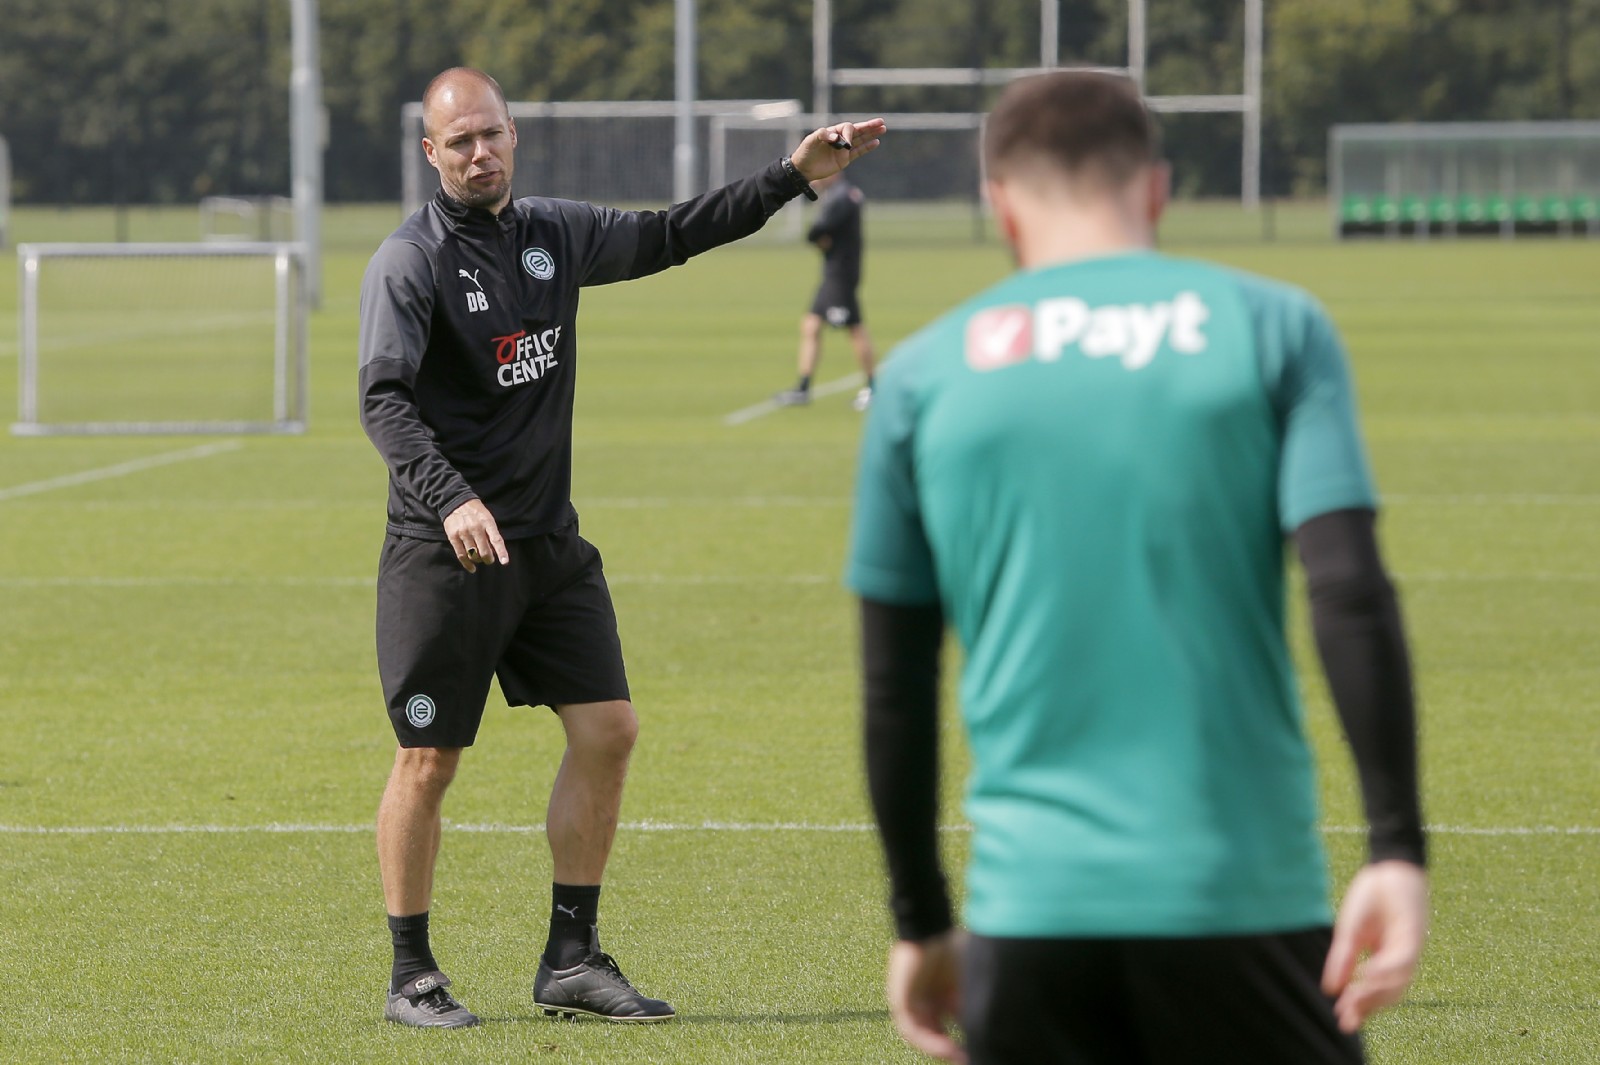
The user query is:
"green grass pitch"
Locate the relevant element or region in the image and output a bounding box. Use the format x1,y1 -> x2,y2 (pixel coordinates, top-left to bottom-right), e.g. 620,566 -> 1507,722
1,204 -> 1597,1063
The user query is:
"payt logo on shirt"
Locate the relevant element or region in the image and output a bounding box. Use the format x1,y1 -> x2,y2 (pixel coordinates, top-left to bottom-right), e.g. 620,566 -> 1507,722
966,292 -> 1210,372
965,306 -> 1034,370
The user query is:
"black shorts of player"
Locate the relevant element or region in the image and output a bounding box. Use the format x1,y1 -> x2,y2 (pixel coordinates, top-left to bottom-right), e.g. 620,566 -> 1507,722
375,522 -> 630,748
961,927 -> 1363,1065
809,276 -> 863,327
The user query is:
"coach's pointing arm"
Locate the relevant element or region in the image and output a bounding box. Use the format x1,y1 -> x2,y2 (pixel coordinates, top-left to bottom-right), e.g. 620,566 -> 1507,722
569,119 -> 887,287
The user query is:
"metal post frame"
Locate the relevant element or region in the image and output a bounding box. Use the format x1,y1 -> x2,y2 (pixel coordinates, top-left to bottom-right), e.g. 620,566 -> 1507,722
813,0 -> 832,119
290,0 -> 323,308
815,0 -> 1262,207
1242,0 -> 1263,208
12,242 -> 309,437
673,0 -> 698,203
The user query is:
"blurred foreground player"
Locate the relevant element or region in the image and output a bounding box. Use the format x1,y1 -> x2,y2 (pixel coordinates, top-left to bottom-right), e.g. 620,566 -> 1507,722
846,71 -> 1427,1064
360,66 -> 883,1028
774,171 -> 877,411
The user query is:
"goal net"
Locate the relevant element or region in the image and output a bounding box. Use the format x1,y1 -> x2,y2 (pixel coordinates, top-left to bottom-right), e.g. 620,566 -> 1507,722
710,111 -> 986,242
14,243 -> 309,436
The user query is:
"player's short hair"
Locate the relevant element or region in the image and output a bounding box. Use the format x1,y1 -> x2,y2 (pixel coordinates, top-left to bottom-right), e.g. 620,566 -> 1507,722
984,72 -> 1160,191
421,67 -> 510,138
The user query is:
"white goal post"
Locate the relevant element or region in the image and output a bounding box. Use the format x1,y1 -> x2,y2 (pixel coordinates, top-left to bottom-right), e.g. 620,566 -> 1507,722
14,242 -> 309,436
812,0 -> 1264,206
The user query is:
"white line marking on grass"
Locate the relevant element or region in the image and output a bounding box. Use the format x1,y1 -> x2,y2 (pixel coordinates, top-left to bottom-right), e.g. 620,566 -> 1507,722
0,573 -> 833,589
0,441 -> 243,502
7,570 -> 1594,591
723,372 -> 865,426
1399,572 -> 1600,583
0,575 -> 374,589
1387,493 -> 1600,505
4,821 -> 1598,837
581,496 -> 851,509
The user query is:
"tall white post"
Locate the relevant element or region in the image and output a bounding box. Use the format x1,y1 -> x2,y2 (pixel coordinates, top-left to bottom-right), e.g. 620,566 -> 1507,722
1242,0 -> 1263,208
1128,0 -> 1146,89
813,0 -> 832,119
290,0 -> 322,307
1041,0 -> 1060,68
674,0 -> 697,203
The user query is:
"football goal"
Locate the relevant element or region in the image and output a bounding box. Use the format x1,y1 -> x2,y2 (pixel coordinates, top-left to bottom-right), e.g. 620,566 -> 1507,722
13,242 -> 309,436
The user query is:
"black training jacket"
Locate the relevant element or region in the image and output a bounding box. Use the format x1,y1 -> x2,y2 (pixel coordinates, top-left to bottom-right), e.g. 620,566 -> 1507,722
360,159 -> 806,541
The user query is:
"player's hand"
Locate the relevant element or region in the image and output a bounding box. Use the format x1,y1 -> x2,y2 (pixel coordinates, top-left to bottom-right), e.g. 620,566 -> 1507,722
442,499 -> 509,572
791,118 -> 887,183
1322,859 -> 1430,1033
887,930 -> 968,1062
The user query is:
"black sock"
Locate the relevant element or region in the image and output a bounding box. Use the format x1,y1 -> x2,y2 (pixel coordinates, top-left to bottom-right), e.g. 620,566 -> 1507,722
543,883 -> 602,969
865,375 -> 874,390
388,911 -> 439,993
797,375 -> 812,393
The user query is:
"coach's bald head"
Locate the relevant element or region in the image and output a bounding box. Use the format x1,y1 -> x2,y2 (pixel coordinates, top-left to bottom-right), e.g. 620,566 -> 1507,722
420,67 -> 518,212
422,68 -> 510,140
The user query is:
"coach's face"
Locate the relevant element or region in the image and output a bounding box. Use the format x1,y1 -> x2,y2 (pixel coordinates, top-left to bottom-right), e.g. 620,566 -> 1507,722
423,80 -> 517,213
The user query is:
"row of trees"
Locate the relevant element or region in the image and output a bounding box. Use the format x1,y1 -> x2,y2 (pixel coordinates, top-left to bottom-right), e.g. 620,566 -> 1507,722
1,0 -> 1596,203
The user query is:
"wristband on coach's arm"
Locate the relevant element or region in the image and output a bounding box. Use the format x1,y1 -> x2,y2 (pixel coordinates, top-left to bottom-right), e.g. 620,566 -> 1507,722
779,156 -> 818,201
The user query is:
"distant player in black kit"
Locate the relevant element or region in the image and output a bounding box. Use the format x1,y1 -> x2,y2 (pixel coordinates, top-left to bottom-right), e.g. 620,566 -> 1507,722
359,66 -> 884,1029
775,171 -> 878,411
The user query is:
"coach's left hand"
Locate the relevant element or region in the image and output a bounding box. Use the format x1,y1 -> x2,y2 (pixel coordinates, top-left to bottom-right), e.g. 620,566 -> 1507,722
792,118 -> 887,183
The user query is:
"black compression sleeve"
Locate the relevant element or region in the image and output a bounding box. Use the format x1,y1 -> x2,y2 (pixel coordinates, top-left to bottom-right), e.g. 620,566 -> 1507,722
1295,508 -> 1427,867
861,597 -> 954,941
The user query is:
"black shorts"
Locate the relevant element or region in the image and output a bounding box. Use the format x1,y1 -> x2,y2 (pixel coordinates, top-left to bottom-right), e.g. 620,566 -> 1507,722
961,928 -> 1363,1065
809,277 -> 863,327
375,523 -> 630,748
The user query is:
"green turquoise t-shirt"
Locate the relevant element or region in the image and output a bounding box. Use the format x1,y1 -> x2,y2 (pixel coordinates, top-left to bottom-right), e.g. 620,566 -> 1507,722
846,251 -> 1376,937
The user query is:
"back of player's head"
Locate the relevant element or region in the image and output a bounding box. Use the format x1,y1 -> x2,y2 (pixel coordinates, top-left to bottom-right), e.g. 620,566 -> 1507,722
984,72 -> 1159,193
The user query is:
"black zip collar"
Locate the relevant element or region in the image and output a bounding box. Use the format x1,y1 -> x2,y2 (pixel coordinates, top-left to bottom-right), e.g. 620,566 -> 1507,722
434,188 -> 517,232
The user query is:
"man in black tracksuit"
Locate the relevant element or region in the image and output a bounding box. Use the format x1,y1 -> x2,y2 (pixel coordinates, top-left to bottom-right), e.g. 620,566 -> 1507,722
359,66 -> 885,1028
775,172 -> 878,410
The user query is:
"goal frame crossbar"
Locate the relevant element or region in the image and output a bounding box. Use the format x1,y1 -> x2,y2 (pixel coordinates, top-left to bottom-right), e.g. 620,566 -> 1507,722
13,242 -> 310,437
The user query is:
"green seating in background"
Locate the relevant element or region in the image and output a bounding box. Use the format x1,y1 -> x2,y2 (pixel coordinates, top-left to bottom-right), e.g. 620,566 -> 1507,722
1337,191 -> 1600,231
1340,195 -> 1374,223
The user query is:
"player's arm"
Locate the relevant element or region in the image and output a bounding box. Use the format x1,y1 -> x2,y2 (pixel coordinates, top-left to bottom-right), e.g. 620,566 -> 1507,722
862,597 -> 954,941
847,356 -> 964,1060
1296,508 -> 1428,1032
574,120 -> 885,285
358,240 -> 506,569
1271,290 -> 1427,1031
863,596 -> 965,1062
1296,508 -> 1423,868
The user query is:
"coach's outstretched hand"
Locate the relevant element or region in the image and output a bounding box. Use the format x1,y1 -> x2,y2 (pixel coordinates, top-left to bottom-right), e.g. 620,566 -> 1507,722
791,118 -> 887,183
887,930 -> 968,1062
1322,859 -> 1430,1033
